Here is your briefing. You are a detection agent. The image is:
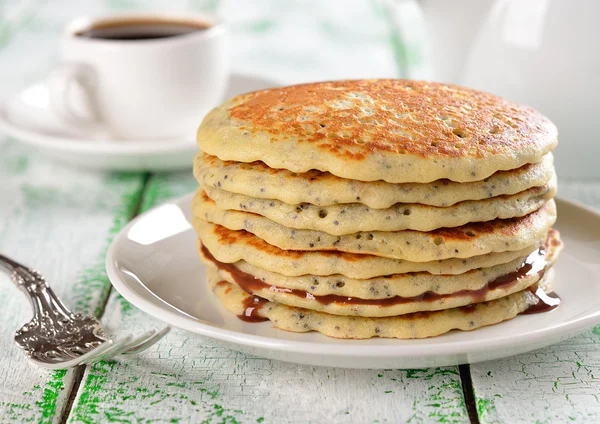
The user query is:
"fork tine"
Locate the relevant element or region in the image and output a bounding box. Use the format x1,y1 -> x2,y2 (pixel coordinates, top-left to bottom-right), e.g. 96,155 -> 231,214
122,327 -> 170,355
37,341 -> 118,370
81,336 -> 134,365
100,330 -> 157,358
75,342 -> 116,364
105,328 -> 167,358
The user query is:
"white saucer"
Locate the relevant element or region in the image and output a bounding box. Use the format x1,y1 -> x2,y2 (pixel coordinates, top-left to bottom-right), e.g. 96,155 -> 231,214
106,194 -> 600,369
0,73 -> 279,172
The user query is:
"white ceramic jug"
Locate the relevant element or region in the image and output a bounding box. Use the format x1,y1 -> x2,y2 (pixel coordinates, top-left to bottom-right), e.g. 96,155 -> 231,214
388,0 -> 600,178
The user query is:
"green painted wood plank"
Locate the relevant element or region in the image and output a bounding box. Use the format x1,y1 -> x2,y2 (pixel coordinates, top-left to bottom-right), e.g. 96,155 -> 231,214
139,172 -> 198,214
0,1 -> 186,421
0,2 -> 147,422
469,179 -> 600,423
470,329 -> 600,423
0,0 -> 215,417
0,0 -> 44,48
0,140 -> 146,423
219,0 -> 399,84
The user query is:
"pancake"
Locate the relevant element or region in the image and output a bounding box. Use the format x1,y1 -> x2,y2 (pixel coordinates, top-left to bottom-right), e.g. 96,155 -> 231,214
195,152 -> 555,208
202,248 -> 535,298
208,269 -> 555,339
201,230 -> 561,317
201,176 -> 556,234
196,219 -> 554,278
197,80 -> 557,183
201,227 -> 559,300
194,191 -> 554,261
194,192 -> 556,261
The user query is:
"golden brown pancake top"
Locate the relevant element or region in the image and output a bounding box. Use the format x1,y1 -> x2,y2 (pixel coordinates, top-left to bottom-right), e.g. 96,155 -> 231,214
224,79 -> 556,161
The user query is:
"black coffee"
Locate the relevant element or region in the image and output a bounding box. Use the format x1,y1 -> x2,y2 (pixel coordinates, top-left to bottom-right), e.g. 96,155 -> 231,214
76,19 -> 211,41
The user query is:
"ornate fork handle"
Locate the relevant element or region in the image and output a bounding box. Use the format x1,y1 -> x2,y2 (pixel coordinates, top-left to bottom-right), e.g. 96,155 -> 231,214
1,254 -> 167,368
0,254 -> 73,320
0,253 -> 108,357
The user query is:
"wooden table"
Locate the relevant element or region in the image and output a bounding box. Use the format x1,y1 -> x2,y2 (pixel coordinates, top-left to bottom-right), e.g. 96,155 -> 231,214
1,1 -> 599,423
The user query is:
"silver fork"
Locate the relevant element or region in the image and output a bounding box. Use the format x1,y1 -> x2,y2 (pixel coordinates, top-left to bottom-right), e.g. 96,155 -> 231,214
0,254 -> 170,370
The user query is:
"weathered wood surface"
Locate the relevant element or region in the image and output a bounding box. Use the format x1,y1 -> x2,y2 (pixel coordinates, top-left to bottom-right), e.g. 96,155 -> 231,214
0,142 -> 145,423
0,1 -> 185,422
0,3 -> 145,423
469,180 -> 600,424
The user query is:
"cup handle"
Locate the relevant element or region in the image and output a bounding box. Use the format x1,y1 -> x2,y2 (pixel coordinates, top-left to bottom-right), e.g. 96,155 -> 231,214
46,63 -> 107,136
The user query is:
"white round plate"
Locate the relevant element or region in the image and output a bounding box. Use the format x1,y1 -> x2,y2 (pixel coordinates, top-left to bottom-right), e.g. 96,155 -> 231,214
107,194 -> 600,369
0,73 -> 278,172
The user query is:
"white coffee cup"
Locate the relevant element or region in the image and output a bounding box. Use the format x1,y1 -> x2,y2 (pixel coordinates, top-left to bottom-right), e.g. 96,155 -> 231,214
48,14 -> 228,140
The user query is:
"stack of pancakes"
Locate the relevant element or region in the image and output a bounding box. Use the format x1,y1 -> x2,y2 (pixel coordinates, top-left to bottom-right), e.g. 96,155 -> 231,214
192,80 -> 562,339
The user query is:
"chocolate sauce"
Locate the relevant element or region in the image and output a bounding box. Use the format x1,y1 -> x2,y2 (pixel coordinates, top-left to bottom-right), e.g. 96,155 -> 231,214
238,296 -> 269,322
523,286 -> 561,314
215,279 -> 268,322
202,246 -> 550,307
